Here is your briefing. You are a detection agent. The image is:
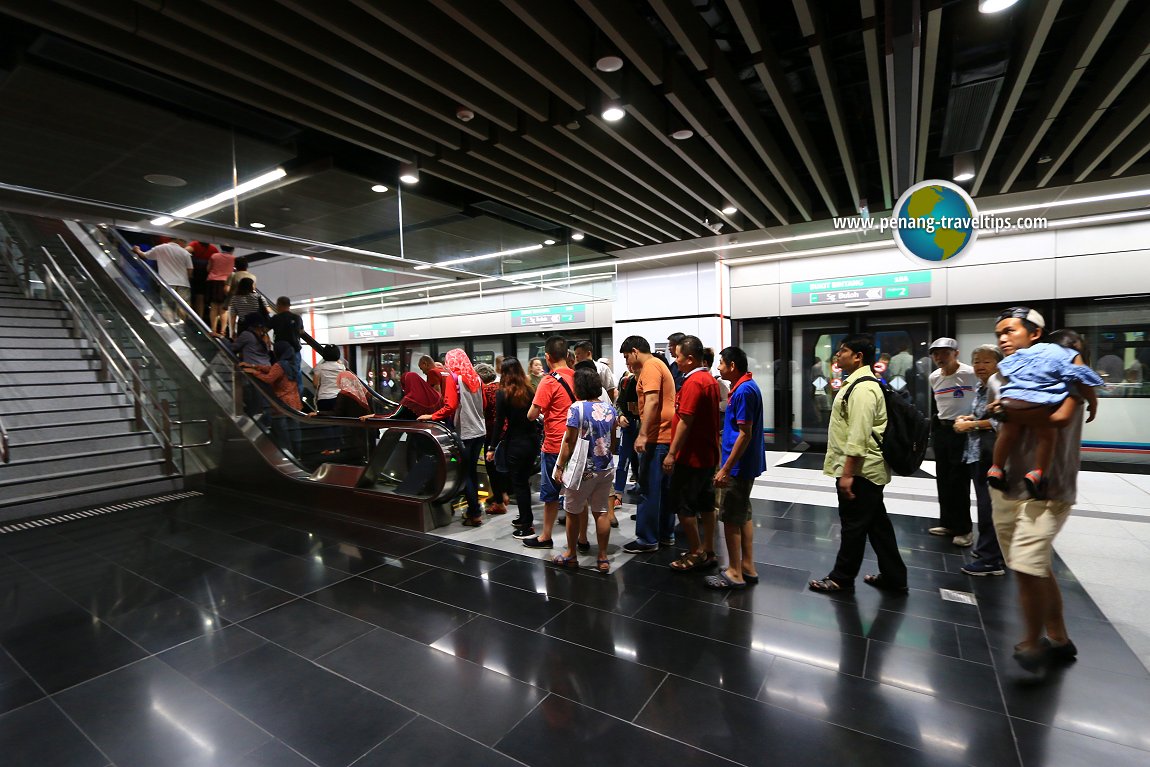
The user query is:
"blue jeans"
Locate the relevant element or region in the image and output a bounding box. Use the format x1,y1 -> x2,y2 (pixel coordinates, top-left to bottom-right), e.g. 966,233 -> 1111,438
636,443 -> 673,547
461,436 -> 485,519
970,461 -> 1005,565
614,420 -> 639,495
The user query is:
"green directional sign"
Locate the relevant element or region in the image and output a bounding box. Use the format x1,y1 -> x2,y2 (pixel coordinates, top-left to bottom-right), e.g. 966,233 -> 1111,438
792,271 -> 931,307
348,322 -> 395,339
511,304 -> 587,327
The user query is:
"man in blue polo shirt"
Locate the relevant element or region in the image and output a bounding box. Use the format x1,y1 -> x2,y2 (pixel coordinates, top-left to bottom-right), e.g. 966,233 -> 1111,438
705,346 -> 766,590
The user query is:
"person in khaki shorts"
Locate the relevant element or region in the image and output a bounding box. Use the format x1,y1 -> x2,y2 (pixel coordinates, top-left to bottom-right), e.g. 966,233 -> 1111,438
988,307 -> 1083,675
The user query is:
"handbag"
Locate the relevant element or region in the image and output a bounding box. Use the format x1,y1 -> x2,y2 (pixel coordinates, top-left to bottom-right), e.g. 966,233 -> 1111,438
561,402 -> 591,491
493,441 -> 509,474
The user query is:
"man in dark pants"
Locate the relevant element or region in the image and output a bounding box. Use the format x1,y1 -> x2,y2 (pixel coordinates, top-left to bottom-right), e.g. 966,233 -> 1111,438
809,334 -> 907,594
927,337 -> 979,547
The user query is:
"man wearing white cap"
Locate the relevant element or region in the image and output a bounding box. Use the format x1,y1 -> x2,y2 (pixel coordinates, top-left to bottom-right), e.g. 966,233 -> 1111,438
927,337 -> 979,546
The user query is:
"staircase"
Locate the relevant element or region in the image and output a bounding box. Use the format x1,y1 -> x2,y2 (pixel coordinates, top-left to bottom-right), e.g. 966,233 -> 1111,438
0,260 -> 180,521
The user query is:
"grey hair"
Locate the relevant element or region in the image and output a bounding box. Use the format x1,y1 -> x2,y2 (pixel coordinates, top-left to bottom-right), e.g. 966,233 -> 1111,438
971,344 -> 1003,362
473,363 -> 497,383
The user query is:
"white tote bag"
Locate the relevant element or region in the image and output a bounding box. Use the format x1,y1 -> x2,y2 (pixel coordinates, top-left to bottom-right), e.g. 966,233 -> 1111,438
561,402 -> 591,491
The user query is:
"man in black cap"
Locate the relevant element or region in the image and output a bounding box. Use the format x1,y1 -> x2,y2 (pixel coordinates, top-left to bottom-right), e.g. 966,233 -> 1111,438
927,337 -> 979,547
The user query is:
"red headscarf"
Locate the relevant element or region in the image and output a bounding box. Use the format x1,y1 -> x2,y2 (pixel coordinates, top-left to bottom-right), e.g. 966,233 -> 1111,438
443,348 -> 481,393
336,370 -> 370,411
400,371 -> 442,415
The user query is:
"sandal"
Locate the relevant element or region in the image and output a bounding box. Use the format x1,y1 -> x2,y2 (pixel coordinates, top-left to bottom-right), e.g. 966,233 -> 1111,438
808,577 -> 853,593
596,557 -> 610,574
986,465 -> 1007,491
487,503 -> 507,515
863,574 -> 909,594
670,552 -> 708,571
551,552 -> 579,568
704,571 -> 746,590
461,517 -> 483,527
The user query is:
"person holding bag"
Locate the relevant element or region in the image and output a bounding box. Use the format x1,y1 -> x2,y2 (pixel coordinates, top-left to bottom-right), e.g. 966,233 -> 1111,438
551,367 -> 618,573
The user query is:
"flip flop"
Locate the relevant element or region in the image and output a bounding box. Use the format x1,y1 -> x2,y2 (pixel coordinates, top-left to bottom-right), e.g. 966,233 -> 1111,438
704,571 -> 746,590
808,577 -> 853,593
551,553 -> 579,569
863,574 -> 909,594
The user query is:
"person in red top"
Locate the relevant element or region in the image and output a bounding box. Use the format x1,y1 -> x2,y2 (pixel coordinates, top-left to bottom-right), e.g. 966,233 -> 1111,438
185,240 -> 219,322
662,336 -> 721,571
418,355 -> 449,396
521,335 -> 575,549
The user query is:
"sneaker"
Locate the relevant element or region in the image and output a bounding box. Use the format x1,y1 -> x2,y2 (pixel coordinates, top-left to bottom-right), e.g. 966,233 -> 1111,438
928,526 -> 953,536
522,536 -> 554,549
659,538 -> 676,548
961,560 -> 1005,576
952,533 -> 974,547
622,540 -> 658,554
512,527 -> 536,539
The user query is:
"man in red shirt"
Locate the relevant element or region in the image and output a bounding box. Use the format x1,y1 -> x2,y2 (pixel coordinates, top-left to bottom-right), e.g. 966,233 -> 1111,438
418,355 -> 449,396
185,240 -> 219,322
522,336 -> 575,549
663,336 -> 721,571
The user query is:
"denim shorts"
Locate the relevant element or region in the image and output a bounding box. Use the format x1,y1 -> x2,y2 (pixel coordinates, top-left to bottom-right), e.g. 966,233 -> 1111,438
539,451 -> 562,503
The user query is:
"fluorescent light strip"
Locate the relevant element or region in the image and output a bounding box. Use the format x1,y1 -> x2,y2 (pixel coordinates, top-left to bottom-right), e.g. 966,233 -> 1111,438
982,188 -> 1150,217
150,168 -> 287,226
316,274 -> 610,314
413,244 -> 544,271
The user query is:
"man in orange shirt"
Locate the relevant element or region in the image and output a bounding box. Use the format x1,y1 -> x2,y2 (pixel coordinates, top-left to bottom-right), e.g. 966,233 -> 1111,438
621,335 -> 676,553
521,336 -> 576,549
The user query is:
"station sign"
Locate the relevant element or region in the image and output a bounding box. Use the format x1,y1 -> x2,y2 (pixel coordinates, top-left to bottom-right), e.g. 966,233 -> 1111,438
511,304 -> 587,327
791,271 -> 931,306
349,322 -> 395,339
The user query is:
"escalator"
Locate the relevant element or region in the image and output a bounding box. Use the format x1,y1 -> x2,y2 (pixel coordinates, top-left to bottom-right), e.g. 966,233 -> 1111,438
0,211 -> 465,531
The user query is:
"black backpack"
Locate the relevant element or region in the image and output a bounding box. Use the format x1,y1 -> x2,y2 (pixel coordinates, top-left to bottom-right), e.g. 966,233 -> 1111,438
841,376 -> 930,476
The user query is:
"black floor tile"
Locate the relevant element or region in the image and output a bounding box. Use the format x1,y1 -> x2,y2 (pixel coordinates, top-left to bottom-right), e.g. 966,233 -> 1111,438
159,625 -> 268,678
982,611 -> 1150,678
848,579 -> 985,627
956,624 -> 993,665
543,603 -> 776,698
197,643 -> 412,767
360,716 -> 523,766
1011,717 -> 1150,767
144,559 -> 296,623
240,598 -> 374,659
233,739 -> 315,767
751,498 -> 795,517
482,559 -> 657,616
398,568 -> 570,630
758,658 -> 1018,766
310,577 -> 475,644
233,553 -> 351,596
3,610 -> 146,694
0,649 -> 43,715
498,693 -> 734,767
864,640 -> 1005,713
319,628 -> 545,746
54,657 -> 272,767
637,674 -> 968,767
357,555 -> 435,587
611,557 -> 733,605
405,542 -> 511,577
0,699 -> 108,767
102,594 -> 228,653
431,616 -> 666,720
231,523 -> 332,556
634,592 -> 869,676
754,515 -> 834,536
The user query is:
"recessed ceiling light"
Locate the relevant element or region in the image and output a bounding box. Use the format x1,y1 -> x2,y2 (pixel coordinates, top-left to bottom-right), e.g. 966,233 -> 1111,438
371,184 -> 388,193
544,239 -> 557,245
144,174 -> 187,187
1037,154 -> 1052,164
571,232 -> 585,241
502,258 -> 523,265
953,171 -> 975,182
596,56 -> 624,72
399,162 -> 419,184
721,204 -> 738,215
978,0 -> 1020,12
249,222 -> 266,229
601,104 -> 625,122
670,129 -> 694,141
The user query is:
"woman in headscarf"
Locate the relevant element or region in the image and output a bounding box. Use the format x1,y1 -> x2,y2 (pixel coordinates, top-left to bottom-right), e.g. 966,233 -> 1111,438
239,340 -> 303,458
420,349 -> 487,526
396,371 -> 441,420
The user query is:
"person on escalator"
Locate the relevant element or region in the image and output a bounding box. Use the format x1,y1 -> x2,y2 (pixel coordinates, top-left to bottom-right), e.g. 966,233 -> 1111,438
312,345 -> 345,413
394,372 -> 441,420
226,279 -> 267,338
239,340 -> 303,458
268,296 -> 305,395
419,348 -> 487,527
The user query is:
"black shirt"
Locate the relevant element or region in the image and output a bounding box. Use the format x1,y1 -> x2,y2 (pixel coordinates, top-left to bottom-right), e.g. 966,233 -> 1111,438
268,310 -> 304,350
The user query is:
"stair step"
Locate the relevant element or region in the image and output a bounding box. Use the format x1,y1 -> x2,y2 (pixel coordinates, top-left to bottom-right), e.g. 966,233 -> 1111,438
3,431 -> 155,461
0,459 -> 169,496
0,307 -> 68,320
0,392 -> 127,414
0,326 -> 73,338
0,359 -> 101,373
0,297 -> 63,310
0,445 -> 165,480
0,405 -> 134,428
0,370 -> 103,386
7,418 -> 142,443
0,337 -> 87,349
0,346 -> 96,360
0,316 -> 73,328
0,476 -> 183,521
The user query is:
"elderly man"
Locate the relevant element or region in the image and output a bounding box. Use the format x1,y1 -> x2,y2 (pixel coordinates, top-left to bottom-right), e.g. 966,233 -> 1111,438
927,337 -> 979,547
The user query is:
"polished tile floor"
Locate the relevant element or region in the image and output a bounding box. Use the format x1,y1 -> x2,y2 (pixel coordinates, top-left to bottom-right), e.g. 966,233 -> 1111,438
2,480 -> 1149,766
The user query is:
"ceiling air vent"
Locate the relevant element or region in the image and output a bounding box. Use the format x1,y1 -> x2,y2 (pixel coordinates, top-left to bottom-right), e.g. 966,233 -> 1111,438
940,77 -> 1003,157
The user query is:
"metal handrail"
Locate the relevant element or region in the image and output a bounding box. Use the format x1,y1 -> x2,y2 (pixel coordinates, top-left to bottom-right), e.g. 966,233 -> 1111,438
36,246 -> 179,468
0,414 -> 10,464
